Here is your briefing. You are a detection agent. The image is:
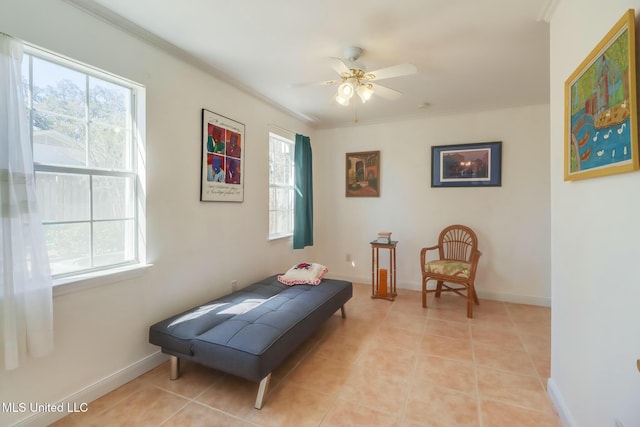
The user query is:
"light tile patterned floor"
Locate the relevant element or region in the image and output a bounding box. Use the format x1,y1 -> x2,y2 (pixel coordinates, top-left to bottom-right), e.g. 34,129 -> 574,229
51,283 -> 560,427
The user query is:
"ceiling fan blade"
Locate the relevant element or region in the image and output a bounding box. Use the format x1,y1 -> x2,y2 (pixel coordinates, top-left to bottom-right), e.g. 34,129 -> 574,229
329,57 -> 351,75
365,63 -> 417,81
291,78 -> 341,88
371,83 -> 402,100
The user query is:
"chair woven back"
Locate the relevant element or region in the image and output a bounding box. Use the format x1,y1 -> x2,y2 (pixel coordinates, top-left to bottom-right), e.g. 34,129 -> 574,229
439,225 -> 478,262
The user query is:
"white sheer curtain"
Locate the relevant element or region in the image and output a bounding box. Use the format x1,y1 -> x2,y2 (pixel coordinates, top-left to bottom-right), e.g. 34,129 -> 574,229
0,33 -> 53,370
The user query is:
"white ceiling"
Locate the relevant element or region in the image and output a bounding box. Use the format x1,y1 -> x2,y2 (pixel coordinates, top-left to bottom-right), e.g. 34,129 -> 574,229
68,0 -> 552,129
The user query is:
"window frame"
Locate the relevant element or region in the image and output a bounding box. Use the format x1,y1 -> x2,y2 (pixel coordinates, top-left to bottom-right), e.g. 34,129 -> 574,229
22,44 -> 147,287
268,131 -> 295,240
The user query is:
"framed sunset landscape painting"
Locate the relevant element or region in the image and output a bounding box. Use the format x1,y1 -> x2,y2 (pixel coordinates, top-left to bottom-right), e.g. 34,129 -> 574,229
431,141 -> 502,187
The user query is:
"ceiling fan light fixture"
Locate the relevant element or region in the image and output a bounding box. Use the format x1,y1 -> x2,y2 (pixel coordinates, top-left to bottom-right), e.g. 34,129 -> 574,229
337,81 -> 354,99
335,94 -> 350,106
356,84 -> 374,103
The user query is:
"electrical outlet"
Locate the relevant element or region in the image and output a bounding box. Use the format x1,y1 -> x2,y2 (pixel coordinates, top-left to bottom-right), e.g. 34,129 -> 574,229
231,280 -> 237,292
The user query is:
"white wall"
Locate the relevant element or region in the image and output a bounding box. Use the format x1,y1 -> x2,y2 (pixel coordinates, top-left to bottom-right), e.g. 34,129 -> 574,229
548,2 -> 640,427
315,105 -> 551,305
0,1 -> 316,426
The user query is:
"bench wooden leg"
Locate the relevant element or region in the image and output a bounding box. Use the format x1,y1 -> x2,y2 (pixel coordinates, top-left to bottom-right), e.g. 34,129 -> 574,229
255,373 -> 271,409
170,355 -> 180,380
340,305 -> 347,318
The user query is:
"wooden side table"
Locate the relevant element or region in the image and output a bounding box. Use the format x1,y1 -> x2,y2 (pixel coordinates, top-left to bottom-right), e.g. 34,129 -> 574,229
370,240 -> 398,301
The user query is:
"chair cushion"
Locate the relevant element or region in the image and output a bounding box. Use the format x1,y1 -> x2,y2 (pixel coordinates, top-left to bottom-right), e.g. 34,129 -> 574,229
424,260 -> 471,279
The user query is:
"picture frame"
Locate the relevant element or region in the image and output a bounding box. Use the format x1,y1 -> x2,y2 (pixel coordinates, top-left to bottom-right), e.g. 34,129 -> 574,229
346,150 -> 380,197
564,9 -> 638,181
200,109 -> 245,202
431,141 -> 502,187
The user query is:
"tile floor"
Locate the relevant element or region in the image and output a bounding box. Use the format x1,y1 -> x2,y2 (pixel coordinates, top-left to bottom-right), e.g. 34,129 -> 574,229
51,283 -> 560,427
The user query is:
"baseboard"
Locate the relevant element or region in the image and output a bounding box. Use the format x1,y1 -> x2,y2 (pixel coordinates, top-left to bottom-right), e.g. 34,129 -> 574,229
326,273 -> 368,286
327,273 -> 551,307
12,351 -> 168,427
547,377 -> 576,427
476,290 -> 551,307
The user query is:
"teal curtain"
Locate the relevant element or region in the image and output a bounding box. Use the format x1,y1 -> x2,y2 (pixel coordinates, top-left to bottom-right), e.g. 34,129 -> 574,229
293,134 -> 313,249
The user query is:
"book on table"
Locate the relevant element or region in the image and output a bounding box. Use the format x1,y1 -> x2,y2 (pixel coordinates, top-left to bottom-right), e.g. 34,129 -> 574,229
376,232 -> 392,244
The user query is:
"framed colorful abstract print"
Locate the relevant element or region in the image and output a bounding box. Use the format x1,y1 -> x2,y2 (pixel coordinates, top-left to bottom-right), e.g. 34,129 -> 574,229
200,109 -> 245,201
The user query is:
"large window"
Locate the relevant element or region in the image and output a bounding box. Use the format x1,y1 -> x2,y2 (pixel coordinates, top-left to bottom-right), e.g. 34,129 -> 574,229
268,132 -> 294,239
21,49 -> 144,279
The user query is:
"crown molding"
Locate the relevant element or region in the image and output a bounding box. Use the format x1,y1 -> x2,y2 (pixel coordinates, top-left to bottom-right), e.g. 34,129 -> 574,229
537,0 -> 562,23
62,0 -> 318,126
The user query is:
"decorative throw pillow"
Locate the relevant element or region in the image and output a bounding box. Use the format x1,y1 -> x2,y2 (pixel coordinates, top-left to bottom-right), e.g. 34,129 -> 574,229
277,262 -> 328,286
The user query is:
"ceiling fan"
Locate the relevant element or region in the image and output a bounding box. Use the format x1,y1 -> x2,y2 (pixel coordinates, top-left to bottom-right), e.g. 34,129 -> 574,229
314,46 -> 418,106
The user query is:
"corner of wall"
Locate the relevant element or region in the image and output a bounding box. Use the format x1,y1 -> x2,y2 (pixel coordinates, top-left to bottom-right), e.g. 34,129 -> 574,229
547,377 -> 577,427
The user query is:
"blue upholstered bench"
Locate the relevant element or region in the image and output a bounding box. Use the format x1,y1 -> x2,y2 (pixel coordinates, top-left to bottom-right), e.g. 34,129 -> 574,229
148,275 -> 352,408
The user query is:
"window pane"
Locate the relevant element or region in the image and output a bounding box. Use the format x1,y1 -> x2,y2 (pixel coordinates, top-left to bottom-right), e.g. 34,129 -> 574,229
89,77 -> 130,128
44,223 -> 91,276
289,189 -> 294,225
276,210 -> 290,235
268,134 -> 294,237
36,172 -> 90,222
32,57 -> 86,119
272,160 -> 283,185
93,220 -> 135,267
268,153 -> 276,185
89,123 -> 131,170
21,56 -> 30,105
32,111 -> 87,166
272,154 -> 292,186
93,176 -> 135,220
270,140 -> 287,185
276,188 -> 291,211
269,211 -> 277,236
89,77 -> 132,171
269,188 -> 276,211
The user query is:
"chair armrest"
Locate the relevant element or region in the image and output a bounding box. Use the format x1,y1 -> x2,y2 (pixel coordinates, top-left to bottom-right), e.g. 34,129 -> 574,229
470,249 -> 482,267
420,245 -> 440,267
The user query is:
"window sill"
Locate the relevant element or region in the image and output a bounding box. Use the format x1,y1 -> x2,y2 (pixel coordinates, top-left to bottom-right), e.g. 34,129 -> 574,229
53,263 -> 153,297
268,233 -> 292,242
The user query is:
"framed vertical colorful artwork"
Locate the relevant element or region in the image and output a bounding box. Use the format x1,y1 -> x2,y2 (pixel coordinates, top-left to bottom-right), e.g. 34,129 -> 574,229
200,109 -> 245,201
345,151 -> 380,197
564,9 -> 638,181
431,141 -> 502,187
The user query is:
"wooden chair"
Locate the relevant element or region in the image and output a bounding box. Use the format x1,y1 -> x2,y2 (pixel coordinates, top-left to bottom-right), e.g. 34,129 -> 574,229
420,225 -> 482,318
